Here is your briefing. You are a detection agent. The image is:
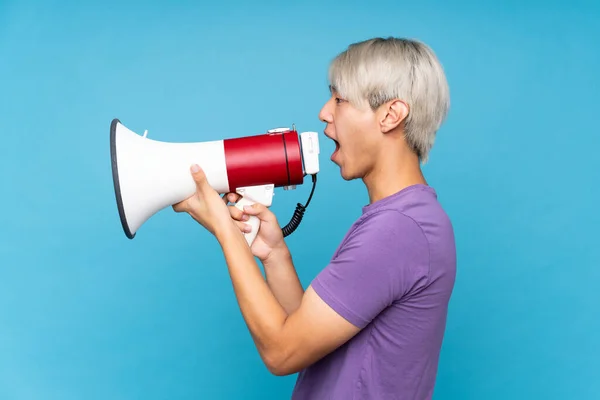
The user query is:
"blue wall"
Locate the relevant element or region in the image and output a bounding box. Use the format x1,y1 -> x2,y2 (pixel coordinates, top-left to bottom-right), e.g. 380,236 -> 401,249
1,0 -> 598,398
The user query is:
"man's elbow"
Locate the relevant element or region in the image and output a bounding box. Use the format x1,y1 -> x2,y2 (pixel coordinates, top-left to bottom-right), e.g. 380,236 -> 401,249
266,363 -> 295,377
263,349 -> 302,376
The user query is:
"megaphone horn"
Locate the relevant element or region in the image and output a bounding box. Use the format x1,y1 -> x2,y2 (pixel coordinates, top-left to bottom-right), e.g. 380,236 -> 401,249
110,119 -> 320,246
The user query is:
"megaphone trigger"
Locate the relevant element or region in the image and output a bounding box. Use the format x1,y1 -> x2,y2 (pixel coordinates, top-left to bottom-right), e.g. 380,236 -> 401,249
232,184 -> 275,246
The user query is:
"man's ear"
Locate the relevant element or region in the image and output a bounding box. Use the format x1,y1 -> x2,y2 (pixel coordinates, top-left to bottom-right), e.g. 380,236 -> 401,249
379,99 -> 409,133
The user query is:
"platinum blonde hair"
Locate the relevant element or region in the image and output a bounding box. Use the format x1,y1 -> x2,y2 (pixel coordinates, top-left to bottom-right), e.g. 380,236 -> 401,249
328,37 -> 450,163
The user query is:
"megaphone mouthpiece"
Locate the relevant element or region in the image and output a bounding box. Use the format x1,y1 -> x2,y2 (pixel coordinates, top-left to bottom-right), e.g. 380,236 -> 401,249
110,118 -> 320,245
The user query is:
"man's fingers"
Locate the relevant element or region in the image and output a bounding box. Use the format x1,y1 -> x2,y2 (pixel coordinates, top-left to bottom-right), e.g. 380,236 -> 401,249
227,193 -> 241,203
241,203 -> 275,222
227,204 -> 248,221
234,220 -> 253,233
222,192 -> 242,205
172,199 -> 187,213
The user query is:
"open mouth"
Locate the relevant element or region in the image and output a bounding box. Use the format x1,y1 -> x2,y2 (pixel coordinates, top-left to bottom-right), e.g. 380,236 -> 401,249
331,139 -> 340,159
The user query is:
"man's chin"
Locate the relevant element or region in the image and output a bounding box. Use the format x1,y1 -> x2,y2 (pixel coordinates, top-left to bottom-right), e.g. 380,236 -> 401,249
331,158 -> 355,180
338,167 -> 355,181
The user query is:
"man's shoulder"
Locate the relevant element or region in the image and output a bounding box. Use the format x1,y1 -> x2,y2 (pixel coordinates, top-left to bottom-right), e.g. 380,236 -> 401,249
311,185 -> 454,328
332,195 -> 434,279
354,184 -> 452,241
351,207 -> 428,247
333,205 -> 429,265
338,184 -> 456,284
362,185 -> 457,287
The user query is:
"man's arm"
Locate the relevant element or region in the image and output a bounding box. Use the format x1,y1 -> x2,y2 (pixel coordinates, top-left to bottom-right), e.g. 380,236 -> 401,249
214,209 -> 419,376
262,244 -> 304,315
215,221 -> 360,375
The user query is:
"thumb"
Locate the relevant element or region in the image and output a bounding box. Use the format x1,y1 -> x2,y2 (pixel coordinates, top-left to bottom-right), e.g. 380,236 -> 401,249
190,164 -> 209,191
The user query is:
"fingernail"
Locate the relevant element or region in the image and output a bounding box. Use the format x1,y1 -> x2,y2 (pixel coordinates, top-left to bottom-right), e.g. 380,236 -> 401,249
244,225 -> 252,232
242,214 -> 249,221
191,164 -> 200,172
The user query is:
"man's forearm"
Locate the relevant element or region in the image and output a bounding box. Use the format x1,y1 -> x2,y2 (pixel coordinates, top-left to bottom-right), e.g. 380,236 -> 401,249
215,222 -> 288,366
262,245 -> 304,314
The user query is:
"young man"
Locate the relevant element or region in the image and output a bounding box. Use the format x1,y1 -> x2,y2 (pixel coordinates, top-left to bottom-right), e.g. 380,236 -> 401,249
173,37 -> 456,399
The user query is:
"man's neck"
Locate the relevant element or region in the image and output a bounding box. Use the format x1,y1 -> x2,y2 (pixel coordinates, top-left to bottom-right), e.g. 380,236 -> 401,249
363,152 -> 427,204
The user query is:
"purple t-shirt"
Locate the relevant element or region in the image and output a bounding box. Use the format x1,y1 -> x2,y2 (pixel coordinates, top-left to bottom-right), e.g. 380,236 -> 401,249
292,184 -> 456,399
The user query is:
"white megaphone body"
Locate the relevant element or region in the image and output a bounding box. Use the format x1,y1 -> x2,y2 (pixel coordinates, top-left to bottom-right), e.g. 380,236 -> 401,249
110,118 -> 320,246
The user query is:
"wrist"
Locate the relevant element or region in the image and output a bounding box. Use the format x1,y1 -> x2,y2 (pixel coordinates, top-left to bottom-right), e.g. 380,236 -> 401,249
263,242 -> 291,269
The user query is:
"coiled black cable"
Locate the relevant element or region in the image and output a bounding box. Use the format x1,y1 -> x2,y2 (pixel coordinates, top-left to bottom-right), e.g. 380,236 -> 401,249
281,174 -> 317,237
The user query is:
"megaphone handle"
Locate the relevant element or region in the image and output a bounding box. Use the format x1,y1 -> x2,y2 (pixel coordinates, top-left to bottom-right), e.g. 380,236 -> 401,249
234,197 -> 260,247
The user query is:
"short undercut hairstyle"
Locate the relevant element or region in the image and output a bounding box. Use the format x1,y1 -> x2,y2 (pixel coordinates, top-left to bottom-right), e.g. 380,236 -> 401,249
328,37 -> 450,163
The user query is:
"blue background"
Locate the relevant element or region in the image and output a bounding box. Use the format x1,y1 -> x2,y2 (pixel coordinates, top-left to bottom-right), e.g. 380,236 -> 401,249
1,0 -> 599,398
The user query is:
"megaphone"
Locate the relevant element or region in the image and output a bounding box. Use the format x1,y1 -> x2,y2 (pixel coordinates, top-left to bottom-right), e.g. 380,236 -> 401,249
109,118 -> 320,246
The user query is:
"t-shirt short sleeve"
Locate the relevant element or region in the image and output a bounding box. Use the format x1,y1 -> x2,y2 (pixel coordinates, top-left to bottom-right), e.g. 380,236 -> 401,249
310,209 -> 430,329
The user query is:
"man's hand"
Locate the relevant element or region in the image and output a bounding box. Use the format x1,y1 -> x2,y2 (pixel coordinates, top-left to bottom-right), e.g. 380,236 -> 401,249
225,192 -> 304,314
224,192 -> 287,262
172,164 -> 236,237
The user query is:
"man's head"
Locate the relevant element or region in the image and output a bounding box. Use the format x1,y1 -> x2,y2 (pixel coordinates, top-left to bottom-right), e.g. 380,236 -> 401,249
319,37 -> 450,181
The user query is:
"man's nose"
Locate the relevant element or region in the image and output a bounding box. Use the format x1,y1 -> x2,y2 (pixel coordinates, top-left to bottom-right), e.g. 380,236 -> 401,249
319,100 -> 333,123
